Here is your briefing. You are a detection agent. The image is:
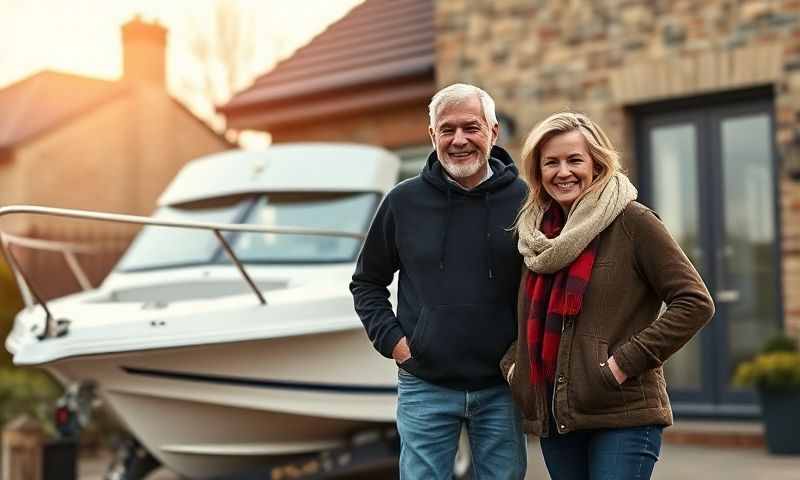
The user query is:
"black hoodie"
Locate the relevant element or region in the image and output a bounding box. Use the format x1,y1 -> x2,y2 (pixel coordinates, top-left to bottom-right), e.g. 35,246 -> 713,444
350,145 -> 526,391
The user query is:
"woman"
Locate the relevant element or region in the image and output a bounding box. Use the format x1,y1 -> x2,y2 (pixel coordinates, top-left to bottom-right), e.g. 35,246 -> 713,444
501,112 -> 714,479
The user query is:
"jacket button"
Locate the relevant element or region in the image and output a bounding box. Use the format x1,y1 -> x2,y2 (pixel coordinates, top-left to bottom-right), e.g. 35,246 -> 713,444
557,375 -> 566,384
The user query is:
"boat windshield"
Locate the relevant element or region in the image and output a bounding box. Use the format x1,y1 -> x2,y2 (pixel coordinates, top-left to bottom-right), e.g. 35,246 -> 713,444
116,192 -> 379,271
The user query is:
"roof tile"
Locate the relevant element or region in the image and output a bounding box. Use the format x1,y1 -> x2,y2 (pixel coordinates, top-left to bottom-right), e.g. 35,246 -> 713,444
220,0 -> 434,115
0,71 -> 127,148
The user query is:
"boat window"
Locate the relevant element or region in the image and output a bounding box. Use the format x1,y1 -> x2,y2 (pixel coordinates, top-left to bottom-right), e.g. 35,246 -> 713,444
229,192 -> 378,263
115,192 -> 378,271
115,195 -> 253,271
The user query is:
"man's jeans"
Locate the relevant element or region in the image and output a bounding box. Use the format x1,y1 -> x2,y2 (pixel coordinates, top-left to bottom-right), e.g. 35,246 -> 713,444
539,424 -> 664,480
396,369 -> 527,480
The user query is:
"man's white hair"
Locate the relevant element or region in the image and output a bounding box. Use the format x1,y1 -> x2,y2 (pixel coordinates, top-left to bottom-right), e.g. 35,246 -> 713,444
428,83 -> 498,129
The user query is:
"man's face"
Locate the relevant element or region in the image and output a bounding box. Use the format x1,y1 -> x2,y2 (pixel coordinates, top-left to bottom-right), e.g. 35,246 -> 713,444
429,95 -> 499,189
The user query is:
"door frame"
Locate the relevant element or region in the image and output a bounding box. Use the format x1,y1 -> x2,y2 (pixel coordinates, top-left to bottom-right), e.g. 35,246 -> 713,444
631,87 -> 784,417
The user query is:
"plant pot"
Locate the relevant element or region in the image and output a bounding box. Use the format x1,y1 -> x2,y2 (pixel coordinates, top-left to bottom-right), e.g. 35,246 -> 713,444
759,388 -> 800,455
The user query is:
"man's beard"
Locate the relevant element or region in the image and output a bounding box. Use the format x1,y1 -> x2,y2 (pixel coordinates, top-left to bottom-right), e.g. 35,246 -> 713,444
440,154 -> 486,180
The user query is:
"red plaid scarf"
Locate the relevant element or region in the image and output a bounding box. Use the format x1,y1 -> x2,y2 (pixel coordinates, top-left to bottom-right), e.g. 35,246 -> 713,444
525,205 -> 598,386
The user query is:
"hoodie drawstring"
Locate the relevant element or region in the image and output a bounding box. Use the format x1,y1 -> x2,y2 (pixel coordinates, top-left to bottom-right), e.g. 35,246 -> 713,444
439,187 -> 452,271
485,192 -> 495,279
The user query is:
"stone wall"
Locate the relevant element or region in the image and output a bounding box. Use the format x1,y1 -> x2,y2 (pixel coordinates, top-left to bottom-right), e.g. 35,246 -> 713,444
436,0 -> 800,334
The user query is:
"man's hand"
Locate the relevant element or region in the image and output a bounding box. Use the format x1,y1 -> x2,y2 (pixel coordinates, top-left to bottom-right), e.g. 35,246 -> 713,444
392,337 -> 412,364
607,356 -> 628,385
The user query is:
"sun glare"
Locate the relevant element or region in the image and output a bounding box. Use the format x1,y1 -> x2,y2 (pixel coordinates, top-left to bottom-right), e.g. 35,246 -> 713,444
0,0 -> 364,93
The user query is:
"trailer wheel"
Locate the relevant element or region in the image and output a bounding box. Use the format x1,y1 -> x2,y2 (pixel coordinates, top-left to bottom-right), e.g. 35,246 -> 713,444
453,427 -> 473,480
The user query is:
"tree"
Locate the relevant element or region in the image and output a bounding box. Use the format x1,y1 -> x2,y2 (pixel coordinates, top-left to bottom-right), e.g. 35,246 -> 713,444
182,0 -> 261,133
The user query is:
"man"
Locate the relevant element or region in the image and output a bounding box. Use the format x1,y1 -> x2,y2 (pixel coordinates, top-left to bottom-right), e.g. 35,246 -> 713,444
350,83 -> 527,479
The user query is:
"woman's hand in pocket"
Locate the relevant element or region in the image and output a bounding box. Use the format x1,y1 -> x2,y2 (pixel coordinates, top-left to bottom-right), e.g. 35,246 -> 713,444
606,356 -> 628,385
506,363 -> 515,384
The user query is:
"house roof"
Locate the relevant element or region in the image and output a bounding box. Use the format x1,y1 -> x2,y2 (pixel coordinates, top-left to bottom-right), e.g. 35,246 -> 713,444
219,0 -> 435,130
0,71 -> 129,150
0,70 -> 232,152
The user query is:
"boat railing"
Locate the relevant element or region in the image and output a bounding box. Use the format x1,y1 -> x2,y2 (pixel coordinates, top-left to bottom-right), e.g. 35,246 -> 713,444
0,205 -> 365,340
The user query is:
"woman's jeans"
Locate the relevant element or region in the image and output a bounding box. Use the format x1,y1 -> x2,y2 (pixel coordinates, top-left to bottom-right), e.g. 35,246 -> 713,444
539,424 -> 664,480
396,368 -> 527,480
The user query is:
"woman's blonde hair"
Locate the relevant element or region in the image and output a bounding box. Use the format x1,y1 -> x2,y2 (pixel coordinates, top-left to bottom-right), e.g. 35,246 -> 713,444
516,111 -> 622,222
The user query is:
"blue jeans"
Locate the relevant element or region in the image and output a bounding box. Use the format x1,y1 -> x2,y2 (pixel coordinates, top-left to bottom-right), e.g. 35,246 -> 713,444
539,424 -> 663,480
396,369 -> 526,480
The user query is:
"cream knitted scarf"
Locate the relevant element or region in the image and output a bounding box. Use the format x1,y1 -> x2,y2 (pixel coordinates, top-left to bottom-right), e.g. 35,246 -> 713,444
517,173 -> 638,274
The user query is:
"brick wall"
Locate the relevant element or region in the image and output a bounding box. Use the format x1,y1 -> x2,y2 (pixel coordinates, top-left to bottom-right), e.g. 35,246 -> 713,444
436,0 -> 800,334
0,85 -> 230,299
269,102 -> 431,150
782,178 -> 800,336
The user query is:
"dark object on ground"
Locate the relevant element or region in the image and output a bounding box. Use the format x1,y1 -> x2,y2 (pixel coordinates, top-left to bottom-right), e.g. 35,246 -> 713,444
103,436 -> 161,480
760,389 -> 800,455
43,438 -> 77,480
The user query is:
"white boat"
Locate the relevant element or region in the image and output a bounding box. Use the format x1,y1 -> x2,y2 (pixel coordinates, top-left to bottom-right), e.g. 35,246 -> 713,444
2,144 -> 409,479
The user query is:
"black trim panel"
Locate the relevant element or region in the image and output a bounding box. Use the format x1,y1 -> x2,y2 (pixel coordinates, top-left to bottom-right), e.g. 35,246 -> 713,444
123,366 -> 398,395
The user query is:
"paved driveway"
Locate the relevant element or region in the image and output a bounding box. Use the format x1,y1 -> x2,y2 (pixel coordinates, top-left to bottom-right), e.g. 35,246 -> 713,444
525,438 -> 800,480
80,438 -> 800,479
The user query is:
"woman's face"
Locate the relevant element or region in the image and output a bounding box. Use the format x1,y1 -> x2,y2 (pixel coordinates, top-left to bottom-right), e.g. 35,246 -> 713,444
539,130 -> 596,213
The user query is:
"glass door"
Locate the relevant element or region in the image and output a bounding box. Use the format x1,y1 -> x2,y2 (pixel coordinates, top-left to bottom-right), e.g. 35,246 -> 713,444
711,105 -> 782,408
637,98 -> 782,415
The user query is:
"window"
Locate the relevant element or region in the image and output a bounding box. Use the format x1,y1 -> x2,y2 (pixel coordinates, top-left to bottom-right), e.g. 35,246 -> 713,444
116,192 -> 380,271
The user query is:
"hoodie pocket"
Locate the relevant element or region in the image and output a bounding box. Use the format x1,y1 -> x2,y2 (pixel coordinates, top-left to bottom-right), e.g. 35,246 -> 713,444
408,307 -> 431,359
409,303 -> 515,382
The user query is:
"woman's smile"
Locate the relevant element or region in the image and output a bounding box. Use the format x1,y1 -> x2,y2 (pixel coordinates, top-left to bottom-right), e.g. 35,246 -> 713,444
540,130 -> 595,213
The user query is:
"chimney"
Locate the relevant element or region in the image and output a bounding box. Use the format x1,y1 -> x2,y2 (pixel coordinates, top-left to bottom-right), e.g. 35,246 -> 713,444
121,16 -> 167,86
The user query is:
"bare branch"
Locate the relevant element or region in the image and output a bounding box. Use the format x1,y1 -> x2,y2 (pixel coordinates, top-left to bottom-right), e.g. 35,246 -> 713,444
182,0 -> 263,132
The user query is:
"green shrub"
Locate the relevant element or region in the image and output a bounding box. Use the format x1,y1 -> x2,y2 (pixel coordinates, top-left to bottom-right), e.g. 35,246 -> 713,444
733,334 -> 800,392
0,367 -> 62,433
0,258 -> 61,432
761,334 -> 798,353
0,257 -> 23,368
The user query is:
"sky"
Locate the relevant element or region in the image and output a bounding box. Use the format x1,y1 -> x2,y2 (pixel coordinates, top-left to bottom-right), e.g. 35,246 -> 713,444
0,0 -> 363,143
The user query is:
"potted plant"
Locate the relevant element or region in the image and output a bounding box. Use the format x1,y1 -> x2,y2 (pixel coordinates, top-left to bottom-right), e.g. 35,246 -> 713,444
733,334 -> 800,455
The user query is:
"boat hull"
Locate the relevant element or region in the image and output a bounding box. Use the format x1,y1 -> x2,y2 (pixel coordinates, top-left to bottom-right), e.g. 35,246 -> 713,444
47,328 -> 398,478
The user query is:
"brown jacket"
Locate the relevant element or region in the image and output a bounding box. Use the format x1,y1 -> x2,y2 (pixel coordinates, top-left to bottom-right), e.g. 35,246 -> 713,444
500,202 -> 715,436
